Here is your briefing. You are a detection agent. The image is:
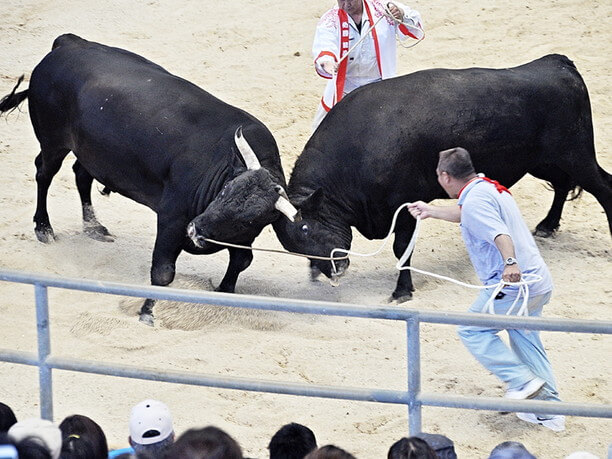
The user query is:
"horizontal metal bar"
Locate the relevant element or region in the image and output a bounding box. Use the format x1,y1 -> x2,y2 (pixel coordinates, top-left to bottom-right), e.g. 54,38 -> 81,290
1,269 -> 610,333
419,393 -> 612,418
6,355 -> 609,420
46,356 -> 408,404
0,349 -> 39,366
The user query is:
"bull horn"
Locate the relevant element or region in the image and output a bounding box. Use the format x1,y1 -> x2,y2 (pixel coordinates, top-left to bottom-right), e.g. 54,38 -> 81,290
234,126 -> 261,170
275,195 -> 299,222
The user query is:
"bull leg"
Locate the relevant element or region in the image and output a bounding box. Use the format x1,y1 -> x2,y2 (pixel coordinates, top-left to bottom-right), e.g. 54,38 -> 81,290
72,160 -> 114,241
529,165 -> 574,237
33,148 -> 70,242
390,214 -> 417,303
139,215 -> 186,326
216,247 -> 253,293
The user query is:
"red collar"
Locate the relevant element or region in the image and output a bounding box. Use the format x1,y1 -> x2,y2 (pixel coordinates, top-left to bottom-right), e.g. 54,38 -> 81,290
457,176 -> 511,199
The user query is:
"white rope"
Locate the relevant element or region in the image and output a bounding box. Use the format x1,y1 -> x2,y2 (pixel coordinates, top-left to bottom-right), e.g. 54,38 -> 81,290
201,237 -> 348,262
330,203 -> 541,317
201,203 -> 539,317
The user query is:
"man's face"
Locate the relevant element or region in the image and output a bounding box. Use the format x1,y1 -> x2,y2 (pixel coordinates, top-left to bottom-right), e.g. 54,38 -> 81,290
337,0 -> 362,15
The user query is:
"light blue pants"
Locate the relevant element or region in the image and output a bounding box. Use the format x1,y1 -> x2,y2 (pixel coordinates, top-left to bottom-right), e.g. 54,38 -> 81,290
457,289 -> 560,401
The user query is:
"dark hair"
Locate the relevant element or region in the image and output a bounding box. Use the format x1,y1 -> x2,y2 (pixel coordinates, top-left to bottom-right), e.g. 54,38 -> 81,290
0,402 -> 18,432
164,426 -> 243,459
489,441 -> 536,459
132,435 -> 174,456
437,147 -> 475,180
304,445 -> 356,459
59,435 -> 96,459
388,437 -> 437,459
415,433 -> 456,459
0,431 -> 52,459
269,423 -> 317,459
59,414 -> 108,459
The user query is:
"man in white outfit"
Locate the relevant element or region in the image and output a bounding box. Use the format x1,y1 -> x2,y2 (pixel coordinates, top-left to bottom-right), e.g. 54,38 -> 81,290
312,0 -> 424,130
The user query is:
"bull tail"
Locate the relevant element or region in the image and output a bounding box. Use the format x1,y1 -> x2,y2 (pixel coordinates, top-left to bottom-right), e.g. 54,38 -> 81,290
543,181 -> 583,201
0,75 -> 28,114
567,185 -> 583,201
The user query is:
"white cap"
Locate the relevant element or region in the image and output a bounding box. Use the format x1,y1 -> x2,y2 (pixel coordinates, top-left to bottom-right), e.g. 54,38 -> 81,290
129,399 -> 173,445
8,417 -> 62,459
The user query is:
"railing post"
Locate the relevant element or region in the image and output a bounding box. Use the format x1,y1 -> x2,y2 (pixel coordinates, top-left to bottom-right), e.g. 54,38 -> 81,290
406,315 -> 422,435
34,283 -> 53,420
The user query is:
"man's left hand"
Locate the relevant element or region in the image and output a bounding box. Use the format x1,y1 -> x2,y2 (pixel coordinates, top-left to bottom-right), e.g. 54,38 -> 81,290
387,2 -> 404,21
502,264 -> 521,283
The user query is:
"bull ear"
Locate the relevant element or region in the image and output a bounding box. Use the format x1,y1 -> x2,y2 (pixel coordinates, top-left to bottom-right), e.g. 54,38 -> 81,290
234,126 -> 261,170
295,188 -> 324,213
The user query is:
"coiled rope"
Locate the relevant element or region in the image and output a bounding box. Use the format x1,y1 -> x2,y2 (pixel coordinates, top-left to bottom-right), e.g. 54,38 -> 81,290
329,203 -> 541,316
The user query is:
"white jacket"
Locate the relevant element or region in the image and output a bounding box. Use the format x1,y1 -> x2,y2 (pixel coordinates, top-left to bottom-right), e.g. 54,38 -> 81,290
312,0 -> 424,113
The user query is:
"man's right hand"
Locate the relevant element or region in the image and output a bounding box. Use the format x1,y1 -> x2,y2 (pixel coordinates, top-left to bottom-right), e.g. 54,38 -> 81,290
321,61 -> 338,76
408,201 -> 432,219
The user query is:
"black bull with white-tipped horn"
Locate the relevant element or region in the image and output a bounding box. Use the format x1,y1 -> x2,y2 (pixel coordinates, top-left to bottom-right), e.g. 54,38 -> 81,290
0,33 -> 298,325
274,54 -> 612,303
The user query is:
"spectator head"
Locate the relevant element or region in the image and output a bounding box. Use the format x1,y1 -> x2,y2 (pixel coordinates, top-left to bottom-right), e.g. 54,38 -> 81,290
59,414 -> 108,459
488,441 -> 536,459
0,403 -> 18,433
128,399 -> 174,457
164,425 -> 243,459
268,423 -> 317,459
1,431 -> 51,459
415,433 -> 457,459
7,418 -> 61,459
388,437 -> 437,459
304,445 -> 356,459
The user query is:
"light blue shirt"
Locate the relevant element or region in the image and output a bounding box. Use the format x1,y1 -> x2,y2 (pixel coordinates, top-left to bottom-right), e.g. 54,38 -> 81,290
458,178 -> 553,297
108,447 -> 134,458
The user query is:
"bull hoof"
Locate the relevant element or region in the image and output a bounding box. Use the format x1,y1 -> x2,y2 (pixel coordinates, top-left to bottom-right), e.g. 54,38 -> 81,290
388,291 -> 413,304
35,225 -> 56,243
139,313 -> 155,327
84,224 -> 115,242
534,227 -> 555,238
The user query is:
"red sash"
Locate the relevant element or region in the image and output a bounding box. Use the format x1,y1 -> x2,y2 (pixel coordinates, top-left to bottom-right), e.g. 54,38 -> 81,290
481,176 -> 511,194
336,9 -> 350,103
458,176 -> 511,198
335,1 -> 382,104
362,1 -> 382,77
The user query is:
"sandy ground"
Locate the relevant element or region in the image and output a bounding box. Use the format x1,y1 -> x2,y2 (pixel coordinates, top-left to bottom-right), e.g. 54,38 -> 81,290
0,0 -> 610,457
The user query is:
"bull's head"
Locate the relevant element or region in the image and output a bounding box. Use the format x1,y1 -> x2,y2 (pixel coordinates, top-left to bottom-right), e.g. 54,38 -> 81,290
273,188 -> 352,284
187,127 -> 298,248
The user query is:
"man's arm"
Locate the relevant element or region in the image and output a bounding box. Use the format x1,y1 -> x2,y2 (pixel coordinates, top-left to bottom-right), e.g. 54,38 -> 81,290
408,201 -> 461,223
313,14 -> 340,78
494,233 -> 521,283
389,1 -> 424,40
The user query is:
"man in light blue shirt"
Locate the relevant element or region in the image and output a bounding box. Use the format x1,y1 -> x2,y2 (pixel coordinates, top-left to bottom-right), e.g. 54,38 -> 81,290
408,147 -> 564,432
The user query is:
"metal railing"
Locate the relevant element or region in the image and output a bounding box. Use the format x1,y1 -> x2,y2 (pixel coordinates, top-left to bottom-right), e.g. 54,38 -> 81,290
0,268 -> 611,434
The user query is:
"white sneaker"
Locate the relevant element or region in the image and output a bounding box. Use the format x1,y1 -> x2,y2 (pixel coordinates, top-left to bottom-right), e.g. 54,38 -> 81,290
516,412 -> 566,432
505,377 -> 545,399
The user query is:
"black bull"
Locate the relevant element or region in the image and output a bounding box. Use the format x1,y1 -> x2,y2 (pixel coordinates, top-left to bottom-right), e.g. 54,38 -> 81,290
274,54 -> 612,302
0,34 -> 299,324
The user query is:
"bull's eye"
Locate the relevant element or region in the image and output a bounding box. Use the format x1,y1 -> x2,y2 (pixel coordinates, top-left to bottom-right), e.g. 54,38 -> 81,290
300,224 -> 309,235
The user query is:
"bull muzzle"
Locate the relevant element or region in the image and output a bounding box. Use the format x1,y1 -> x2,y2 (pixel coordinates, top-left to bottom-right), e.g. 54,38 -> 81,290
309,258 -> 349,287
187,222 -> 207,248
